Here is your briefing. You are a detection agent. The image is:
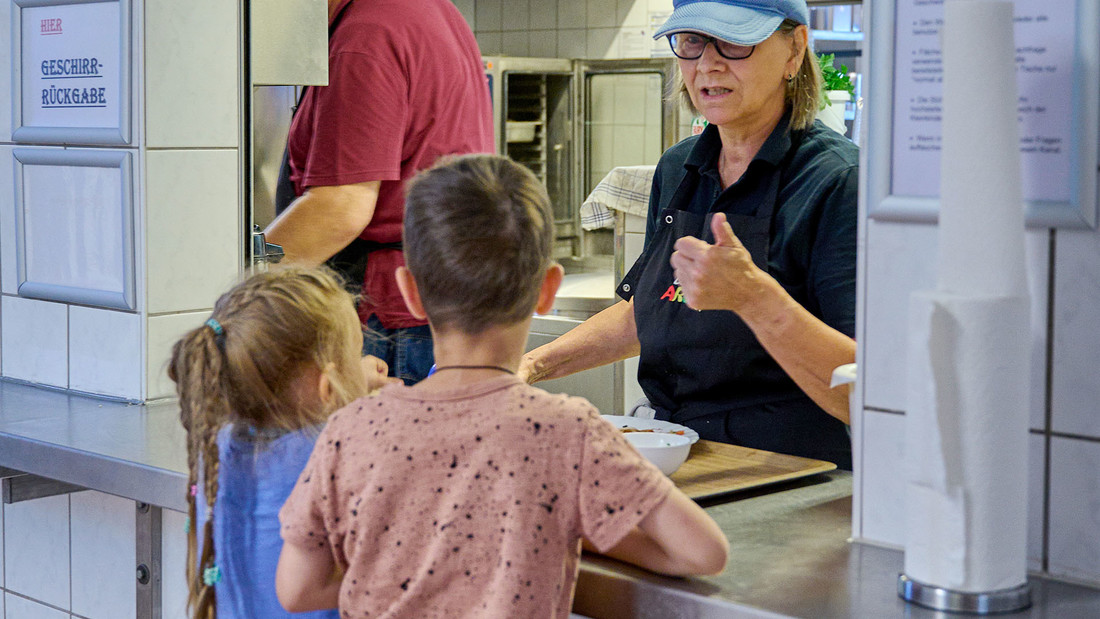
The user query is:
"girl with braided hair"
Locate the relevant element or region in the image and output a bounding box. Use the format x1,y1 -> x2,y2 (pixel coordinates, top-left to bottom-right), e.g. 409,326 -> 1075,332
168,266 -> 396,619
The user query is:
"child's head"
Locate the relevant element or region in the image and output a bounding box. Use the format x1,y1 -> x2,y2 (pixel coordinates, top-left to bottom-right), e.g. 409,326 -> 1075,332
402,154 -> 555,334
167,266 -> 367,618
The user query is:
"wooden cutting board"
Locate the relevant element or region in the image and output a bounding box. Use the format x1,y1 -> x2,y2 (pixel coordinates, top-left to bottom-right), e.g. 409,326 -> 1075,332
669,440 -> 837,500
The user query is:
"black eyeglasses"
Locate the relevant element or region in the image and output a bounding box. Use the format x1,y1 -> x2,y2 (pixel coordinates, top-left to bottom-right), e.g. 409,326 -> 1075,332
667,32 -> 756,61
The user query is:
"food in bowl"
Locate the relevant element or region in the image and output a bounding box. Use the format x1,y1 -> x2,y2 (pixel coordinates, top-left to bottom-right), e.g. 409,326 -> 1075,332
624,432 -> 692,476
620,426 -> 687,436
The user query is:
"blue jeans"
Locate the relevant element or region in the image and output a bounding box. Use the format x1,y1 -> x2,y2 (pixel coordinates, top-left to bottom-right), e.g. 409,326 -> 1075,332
362,315 -> 434,385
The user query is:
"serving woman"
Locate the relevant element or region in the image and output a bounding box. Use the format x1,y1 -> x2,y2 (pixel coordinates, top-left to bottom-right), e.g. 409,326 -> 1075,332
520,0 -> 857,469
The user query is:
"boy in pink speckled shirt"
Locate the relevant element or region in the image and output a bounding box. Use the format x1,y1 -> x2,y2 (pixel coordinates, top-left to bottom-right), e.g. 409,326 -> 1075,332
277,155 -> 728,617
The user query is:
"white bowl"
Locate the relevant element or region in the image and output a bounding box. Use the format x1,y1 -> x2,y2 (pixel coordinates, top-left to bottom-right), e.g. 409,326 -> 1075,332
624,432 -> 693,476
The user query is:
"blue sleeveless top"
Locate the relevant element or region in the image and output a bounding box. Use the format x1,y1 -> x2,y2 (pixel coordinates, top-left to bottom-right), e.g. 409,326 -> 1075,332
197,424 -> 338,619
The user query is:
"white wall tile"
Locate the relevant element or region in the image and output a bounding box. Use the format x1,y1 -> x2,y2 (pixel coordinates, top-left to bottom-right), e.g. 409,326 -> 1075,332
502,0 -> 529,31
587,0 -> 618,28
451,0 -> 476,30
530,0 -> 558,30
643,128 -> 662,165
858,410 -> 905,547
1,296 -> 67,388
501,31 -> 530,56
558,0 -> 587,29
613,74 -> 649,124
644,73 -> 663,127
145,150 -> 241,315
475,31 -> 502,56
161,510 -> 190,619
588,124 -> 616,190
648,0 -> 673,14
862,222 -> 1049,424
147,312 -> 206,400
611,126 -> 646,167
1051,229 -> 1100,438
861,220 -> 937,411
71,492 -> 136,619
3,593 -> 69,619
1023,230 -> 1049,431
557,28 -> 587,59
589,76 -> 616,124
475,0 -> 503,32
1048,437 -> 1100,583
1027,433 -> 1045,572
145,0 -> 238,147
129,0 -> 145,148
617,0 -> 647,28
587,27 -> 619,59
4,494 -> 70,609
0,146 -> 15,296
529,31 -> 558,57
68,307 -> 143,400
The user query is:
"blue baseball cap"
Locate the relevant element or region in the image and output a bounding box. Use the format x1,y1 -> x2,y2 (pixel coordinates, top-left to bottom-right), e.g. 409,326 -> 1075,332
653,0 -> 810,46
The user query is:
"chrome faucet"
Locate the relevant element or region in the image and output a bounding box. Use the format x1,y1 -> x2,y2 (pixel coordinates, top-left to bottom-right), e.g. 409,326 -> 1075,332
251,225 -> 284,266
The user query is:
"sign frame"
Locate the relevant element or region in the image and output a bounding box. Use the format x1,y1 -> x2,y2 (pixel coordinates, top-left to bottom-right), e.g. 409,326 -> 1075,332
866,0 -> 1099,228
12,148 -> 136,311
11,0 -> 132,145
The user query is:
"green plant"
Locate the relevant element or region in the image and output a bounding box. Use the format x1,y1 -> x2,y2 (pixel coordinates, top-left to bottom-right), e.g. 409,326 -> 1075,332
817,53 -> 855,109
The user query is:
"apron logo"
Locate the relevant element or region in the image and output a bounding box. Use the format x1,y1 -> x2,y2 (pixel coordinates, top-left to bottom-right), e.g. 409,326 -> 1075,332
659,284 -> 685,303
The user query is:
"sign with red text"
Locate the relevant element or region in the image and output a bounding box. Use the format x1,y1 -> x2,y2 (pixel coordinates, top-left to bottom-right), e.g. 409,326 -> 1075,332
13,0 -> 130,144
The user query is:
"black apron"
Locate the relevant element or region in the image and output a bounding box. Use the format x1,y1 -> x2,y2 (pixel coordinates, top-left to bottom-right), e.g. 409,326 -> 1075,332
620,142 -> 852,468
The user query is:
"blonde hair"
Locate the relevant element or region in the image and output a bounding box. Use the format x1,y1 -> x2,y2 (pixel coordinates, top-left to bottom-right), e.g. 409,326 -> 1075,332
403,154 -> 553,334
167,266 -> 368,619
673,19 -> 822,131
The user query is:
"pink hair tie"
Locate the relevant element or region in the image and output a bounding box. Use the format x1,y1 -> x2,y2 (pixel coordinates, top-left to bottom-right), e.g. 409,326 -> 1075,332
190,484 -> 198,497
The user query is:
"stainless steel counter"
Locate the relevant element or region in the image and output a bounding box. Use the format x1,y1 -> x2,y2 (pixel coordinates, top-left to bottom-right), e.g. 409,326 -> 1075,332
0,380 -> 187,512
2,379 -> 1099,618
574,472 -> 1100,618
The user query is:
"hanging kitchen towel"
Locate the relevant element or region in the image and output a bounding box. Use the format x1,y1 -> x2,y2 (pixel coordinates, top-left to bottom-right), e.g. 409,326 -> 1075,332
580,165 -> 656,230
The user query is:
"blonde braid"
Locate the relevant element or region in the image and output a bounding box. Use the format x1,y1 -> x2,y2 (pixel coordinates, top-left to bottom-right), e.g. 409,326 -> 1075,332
169,327 -> 228,619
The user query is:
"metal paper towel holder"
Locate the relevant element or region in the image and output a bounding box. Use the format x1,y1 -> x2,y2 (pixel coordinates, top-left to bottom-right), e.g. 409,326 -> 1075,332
898,574 -> 1031,614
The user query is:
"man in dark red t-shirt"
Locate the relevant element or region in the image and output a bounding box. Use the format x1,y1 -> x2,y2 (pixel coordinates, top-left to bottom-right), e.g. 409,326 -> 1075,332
265,0 -> 493,384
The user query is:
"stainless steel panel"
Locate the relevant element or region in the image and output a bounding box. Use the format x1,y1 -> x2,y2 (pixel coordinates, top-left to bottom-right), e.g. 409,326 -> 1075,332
252,85 -> 297,229
136,503 -> 163,619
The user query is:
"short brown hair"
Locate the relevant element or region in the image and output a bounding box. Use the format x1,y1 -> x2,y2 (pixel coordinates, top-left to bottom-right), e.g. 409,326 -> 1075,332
673,20 -> 821,131
403,154 -> 553,334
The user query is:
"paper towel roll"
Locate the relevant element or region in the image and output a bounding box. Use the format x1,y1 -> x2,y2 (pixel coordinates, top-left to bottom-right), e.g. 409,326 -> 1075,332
903,0 -> 1032,595
937,0 -> 1027,298
905,291 -> 1030,592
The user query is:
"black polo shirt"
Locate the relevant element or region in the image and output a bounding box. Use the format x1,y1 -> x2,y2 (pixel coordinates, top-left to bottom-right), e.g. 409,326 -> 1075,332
621,116 -> 859,339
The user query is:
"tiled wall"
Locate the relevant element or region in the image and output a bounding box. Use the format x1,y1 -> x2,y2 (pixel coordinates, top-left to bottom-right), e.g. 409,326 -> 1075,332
0,495 -> 189,619
456,0 -> 673,61
0,0 -> 239,613
855,171 -> 1100,585
586,73 -> 665,191
0,0 -> 241,403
